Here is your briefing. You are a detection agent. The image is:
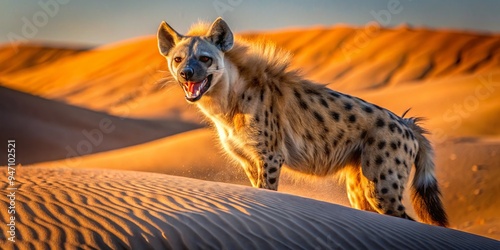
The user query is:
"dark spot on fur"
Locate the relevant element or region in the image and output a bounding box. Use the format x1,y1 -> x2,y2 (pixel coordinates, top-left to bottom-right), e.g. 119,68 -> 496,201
360,130 -> 367,139
390,198 -> 396,203
293,89 -> 302,98
377,203 -> 383,209
367,137 -> 375,145
381,188 -> 388,194
373,178 -> 378,183
398,205 -> 405,211
397,174 -> 402,179
264,131 -> 269,137
255,115 -> 260,123
390,142 -> 397,150
320,98 -> 329,108
388,169 -> 393,175
336,130 -> 345,141
366,160 -> 370,168
264,163 -> 268,167
330,111 -> 340,122
348,114 -> 356,123
269,178 -> 276,184
260,88 -> 265,102
313,112 -> 325,123
404,144 -> 408,153
306,132 -> 314,141
398,195 -> 402,201
344,102 -> 353,111
241,93 -> 245,100
376,118 -> 385,128
386,210 -> 393,215
268,155 -> 273,161
305,88 -> 320,95
392,183 -> 399,189
363,106 -> 374,113
269,167 -> 277,173
394,158 -> 401,165
325,144 -> 331,155
375,156 -> 384,165
380,173 -> 386,180
388,122 -> 397,133
299,100 -> 309,110
329,91 -> 340,98
378,141 -> 386,149
385,151 -> 390,157
273,85 -> 283,96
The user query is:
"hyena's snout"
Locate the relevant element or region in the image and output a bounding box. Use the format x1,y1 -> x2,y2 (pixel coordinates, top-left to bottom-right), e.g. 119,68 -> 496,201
179,67 -> 194,81
176,63 -> 213,103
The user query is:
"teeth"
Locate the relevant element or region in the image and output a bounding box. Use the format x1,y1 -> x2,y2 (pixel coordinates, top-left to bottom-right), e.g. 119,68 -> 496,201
183,77 -> 208,99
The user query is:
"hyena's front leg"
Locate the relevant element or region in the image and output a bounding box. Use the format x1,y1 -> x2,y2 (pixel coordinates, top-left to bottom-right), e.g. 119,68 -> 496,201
239,152 -> 284,190
255,152 -> 284,190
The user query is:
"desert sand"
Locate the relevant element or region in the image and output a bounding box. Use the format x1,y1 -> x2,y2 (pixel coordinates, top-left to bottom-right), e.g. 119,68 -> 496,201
1,25 -> 500,248
1,167 -> 499,249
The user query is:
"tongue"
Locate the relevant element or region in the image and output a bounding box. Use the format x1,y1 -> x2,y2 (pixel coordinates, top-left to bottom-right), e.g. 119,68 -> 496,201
187,81 -> 202,96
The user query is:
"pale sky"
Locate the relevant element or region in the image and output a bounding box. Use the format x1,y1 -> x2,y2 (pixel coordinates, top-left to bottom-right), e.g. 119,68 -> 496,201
1,0 -> 500,46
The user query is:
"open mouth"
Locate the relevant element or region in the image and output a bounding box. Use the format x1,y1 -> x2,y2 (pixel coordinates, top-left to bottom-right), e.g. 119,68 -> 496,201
181,75 -> 212,102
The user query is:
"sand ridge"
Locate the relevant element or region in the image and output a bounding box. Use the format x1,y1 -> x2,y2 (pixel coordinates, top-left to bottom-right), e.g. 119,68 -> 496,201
1,167 -> 499,249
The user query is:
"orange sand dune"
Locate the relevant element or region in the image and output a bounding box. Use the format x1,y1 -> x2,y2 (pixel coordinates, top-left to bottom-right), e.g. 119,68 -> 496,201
1,167 -> 499,249
0,86 -> 201,165
0,43 -> 86,75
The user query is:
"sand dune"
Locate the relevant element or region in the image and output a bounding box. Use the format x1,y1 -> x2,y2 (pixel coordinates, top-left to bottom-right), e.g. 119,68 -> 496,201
1,167 -> 499,249
0,86 -> 201,165
0,43 -> 86,75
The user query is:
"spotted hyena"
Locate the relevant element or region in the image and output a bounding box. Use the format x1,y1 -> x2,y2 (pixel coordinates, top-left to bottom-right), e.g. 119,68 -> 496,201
157,17 -> 448,226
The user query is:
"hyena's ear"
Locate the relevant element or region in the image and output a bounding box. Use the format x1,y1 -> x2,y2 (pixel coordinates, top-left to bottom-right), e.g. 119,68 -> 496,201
157,21 -> 182,56
206,17 -> 234,52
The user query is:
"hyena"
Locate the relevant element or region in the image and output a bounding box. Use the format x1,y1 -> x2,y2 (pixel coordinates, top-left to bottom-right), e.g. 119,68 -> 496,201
157,17 -> 448,226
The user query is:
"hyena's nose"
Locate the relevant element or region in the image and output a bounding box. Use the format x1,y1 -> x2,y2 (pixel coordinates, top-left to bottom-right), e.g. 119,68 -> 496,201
180,67 -> 194,80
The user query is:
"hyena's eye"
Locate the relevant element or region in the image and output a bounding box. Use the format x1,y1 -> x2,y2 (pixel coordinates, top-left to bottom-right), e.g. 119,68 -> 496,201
199,56 -> 212,63
174,57 -> 182,63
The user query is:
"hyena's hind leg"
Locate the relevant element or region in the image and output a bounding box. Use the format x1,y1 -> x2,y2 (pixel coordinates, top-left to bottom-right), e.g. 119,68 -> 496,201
360,147 -> 415,221
345,167 -> 376,212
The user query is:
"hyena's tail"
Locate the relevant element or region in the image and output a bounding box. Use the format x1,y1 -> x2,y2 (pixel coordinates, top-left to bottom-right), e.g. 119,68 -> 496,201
404,117 -> 449,227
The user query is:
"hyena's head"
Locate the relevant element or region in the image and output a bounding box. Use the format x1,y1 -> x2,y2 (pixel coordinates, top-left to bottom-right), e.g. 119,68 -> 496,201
157,17 -> 233,102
